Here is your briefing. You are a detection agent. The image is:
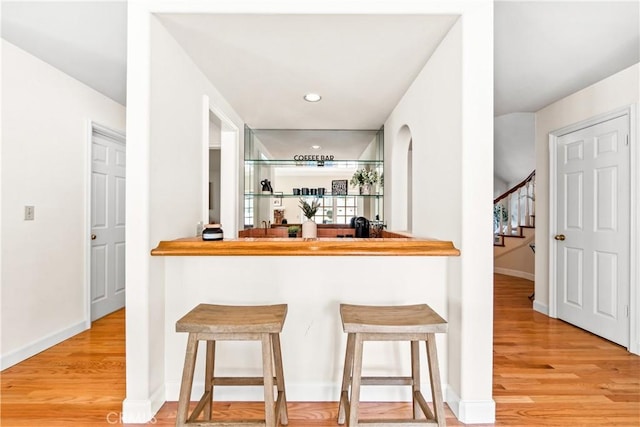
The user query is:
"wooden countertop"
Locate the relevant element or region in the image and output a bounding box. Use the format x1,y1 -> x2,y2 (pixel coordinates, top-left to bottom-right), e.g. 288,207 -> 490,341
151,235 -> 460,257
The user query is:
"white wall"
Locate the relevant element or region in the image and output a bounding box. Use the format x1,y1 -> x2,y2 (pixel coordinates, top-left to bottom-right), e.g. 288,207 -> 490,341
123,9 -> 245,420
1,40 -> 126,369
494,112 -> 536,193
125,1 -> 495,424
534,63 -> 640,353
384,7 -> 495,422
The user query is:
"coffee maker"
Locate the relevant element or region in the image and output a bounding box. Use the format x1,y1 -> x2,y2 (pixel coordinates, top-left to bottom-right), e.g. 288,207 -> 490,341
353,216 -> 370,238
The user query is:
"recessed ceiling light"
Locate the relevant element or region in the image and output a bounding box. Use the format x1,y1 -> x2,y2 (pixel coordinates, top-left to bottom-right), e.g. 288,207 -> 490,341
303,93 -> 322,102
311,145 -> 321,150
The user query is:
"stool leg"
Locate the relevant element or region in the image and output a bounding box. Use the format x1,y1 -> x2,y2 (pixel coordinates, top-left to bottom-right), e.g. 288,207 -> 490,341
261,333 -> 276,427
176,333 -> 198,427
425,334 -> 446,427
203,340 -> 215,420
271,333 -> 288,425
348,334 -> 364,427
410,340 -> 421,419
338,333 -> 355,425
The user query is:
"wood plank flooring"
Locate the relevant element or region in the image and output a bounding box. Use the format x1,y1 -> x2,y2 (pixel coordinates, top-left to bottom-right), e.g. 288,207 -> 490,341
1,274 -> 638,426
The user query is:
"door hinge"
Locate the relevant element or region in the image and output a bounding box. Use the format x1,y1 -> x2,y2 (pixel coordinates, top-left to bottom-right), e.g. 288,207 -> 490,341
626,305 -> 630,317
626,134 -> 629,146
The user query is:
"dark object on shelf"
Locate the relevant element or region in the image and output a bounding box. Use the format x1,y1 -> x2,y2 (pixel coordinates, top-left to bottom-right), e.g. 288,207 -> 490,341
282,218 -> 288,224
301,187 -> 310,195
310,188 -> 318,195
354,216 -> 370,238
293,188 -> 301,195
332,179 -> 348,195
202,224 -> 224,241
260,179 -> 273,193
317,187 -> 325,195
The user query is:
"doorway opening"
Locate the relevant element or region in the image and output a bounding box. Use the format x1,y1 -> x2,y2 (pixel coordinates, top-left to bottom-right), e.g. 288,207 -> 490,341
393,125 -> 413,232
202,96 -> 240,236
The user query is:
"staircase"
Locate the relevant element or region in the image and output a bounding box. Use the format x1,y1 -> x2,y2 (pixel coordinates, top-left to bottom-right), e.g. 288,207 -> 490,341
494,171 -> 535,280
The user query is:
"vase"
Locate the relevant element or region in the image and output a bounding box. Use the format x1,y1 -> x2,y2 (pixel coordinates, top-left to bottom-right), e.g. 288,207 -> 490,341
359,183 -> 371,195
302,218 -> 317,239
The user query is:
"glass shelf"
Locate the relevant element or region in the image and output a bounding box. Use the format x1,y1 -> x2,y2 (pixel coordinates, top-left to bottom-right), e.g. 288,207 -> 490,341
243,126 -> 384,228
245,193 -> 383,198
244,159 -> 383,167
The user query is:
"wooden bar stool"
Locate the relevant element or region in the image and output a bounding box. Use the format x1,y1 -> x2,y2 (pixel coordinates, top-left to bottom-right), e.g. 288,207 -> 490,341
337,304 -> 447,427
175,303 -> 288,427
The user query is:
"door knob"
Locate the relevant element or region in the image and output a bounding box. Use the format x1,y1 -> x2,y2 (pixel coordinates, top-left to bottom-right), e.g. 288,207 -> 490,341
554,234 -> 565,241
91,234 -> 97,240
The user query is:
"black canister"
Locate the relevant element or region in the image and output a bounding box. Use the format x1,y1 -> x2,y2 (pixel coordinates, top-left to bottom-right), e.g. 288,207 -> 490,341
301,188 -> 310,195
293,188 -> 301,195
354,217 -> 370,238
202,224 -> 224,241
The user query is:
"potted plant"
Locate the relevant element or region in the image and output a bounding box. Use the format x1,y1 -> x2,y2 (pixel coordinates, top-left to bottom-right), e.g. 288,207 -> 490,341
350,168 -> 380,195
298,198 -> 321,239
287,225 -> 300,238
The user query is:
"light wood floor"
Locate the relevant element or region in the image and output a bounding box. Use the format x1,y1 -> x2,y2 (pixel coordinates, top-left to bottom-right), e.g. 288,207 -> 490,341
1,274 -> 638,426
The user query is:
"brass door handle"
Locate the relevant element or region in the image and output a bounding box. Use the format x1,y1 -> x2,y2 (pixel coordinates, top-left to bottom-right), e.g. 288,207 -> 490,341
91,234 -> 97,240
554,234 -> 565,241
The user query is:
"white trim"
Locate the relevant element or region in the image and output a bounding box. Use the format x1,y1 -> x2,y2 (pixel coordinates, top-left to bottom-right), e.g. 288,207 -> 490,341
548,105 -> 636,352
446,387 -> 496,424
201,96 -> 210,224
92,123 -> 126,143
121,384 -> 164,424
630,103 -> 639,355
533,300 -> 549,316
84,120 -> 93,329
494,267 -> 534,282
0,321 -> 87,370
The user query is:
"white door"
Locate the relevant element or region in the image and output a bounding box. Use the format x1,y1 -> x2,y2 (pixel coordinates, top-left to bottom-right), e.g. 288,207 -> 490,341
91,128 -> 126,321
555,114 -> 629,346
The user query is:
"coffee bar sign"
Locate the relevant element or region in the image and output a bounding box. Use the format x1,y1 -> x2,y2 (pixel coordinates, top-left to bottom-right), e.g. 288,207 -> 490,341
293,153 -> 335,166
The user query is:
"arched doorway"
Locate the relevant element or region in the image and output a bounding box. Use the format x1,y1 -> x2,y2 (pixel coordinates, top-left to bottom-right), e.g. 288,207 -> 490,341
393,125 -> 413,232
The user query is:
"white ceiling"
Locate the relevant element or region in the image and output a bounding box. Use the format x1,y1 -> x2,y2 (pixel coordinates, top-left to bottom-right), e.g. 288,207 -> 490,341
155,13 -> 458,130
495,1 -> 639,117
2,1 -> 639,125
2,1 -> 128,105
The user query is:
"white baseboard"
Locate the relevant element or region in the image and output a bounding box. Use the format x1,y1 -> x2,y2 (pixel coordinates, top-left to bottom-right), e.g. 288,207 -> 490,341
446,387 -> 496,424
494,267 -> 535,281
0,320 -> 87,370
533,300 -> 549,315
122,385 -> 165,424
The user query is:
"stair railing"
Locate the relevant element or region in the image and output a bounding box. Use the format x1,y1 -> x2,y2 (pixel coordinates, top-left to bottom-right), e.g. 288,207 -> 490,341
494,170 -> 536,238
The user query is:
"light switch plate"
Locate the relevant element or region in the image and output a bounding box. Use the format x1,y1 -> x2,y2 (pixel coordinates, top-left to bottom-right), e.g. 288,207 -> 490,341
24,205 -> 35,221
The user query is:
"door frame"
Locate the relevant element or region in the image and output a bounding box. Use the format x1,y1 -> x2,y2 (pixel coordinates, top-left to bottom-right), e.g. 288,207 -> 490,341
84,121 -> 127,328
201,95 -> 240,237
548,105 -> 638,354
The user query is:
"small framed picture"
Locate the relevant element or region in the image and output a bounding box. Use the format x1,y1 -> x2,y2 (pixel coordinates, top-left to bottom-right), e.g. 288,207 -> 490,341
332,179 -> 348,195
273,192 -> 283,207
